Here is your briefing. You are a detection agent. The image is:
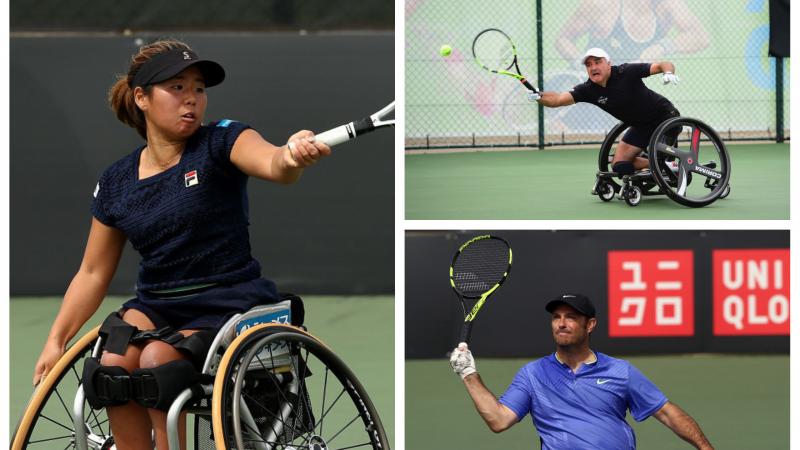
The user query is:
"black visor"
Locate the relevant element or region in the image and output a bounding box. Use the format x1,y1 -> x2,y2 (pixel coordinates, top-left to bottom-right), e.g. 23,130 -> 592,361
130,48 -> 225,88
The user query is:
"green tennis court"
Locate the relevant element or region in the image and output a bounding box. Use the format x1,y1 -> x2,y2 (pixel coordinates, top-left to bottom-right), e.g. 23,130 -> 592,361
10,296 -> 394,446
405,143 -> 788,219
407,354 -> 787,449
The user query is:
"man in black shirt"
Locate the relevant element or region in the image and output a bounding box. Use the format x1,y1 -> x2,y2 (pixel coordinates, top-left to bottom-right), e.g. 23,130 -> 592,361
530,48 -> 680,175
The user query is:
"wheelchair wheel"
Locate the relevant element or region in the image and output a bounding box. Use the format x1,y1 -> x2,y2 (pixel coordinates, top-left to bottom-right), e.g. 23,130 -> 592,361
11,327 -> 113,450
622,185 -> 642,207
719,184 -> 731,199
647,117 -> 731,207
597,180 -> 615,202
212,324 -> 389,450
597,121 -> 628,193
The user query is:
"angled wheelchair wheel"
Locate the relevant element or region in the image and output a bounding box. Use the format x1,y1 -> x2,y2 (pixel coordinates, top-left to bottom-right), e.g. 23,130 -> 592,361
597,121 -> 661,198
11,327 -> 113,450
648,117 -> 731,207
212,324 -> 389,450
597,121 -> 628,193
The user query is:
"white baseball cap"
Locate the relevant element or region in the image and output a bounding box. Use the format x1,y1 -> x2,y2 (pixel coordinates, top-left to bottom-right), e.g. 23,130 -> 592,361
582,47 -> 610,64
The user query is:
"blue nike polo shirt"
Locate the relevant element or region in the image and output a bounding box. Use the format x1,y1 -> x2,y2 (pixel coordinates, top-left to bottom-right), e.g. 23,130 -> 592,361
499,351 -> 667,450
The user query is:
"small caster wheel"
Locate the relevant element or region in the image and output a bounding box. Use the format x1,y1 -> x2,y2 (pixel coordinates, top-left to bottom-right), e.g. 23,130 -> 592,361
598,181 -> 615,202
623,185 -> 642,207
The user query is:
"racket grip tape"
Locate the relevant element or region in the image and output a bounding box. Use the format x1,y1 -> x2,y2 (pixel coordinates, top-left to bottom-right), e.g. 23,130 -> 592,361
315,117 -> 376,147
315,124 -> 354,147
459,322 -> 473,345
521,78 -> 539,93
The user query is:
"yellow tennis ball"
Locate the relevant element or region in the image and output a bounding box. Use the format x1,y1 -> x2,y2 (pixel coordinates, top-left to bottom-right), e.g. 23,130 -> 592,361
440,44 -> 453,57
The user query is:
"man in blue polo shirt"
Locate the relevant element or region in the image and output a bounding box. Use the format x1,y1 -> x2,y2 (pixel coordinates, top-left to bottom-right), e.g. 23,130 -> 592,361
450,293 -> 713,450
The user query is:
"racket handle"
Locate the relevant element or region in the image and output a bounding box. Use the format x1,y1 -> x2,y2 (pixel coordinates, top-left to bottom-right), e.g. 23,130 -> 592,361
316,118 -> 376,147
459,322 -> 473,345
315,125 -> 352,147
520,78 -> 539,94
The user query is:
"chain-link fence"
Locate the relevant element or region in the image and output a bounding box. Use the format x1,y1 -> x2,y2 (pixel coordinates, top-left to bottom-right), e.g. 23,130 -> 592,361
406,0 -> 789,148
12,0 -> 393,32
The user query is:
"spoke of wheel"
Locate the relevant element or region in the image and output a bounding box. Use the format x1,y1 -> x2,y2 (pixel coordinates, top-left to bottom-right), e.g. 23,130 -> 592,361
26,432 -> 74,444
320,367 -> 330,437
52,387 -> 73,424
689,126 -> 700,159
676,166 -> 688,196
332,443 -> 376,450
39,413 -> 76,433
311,388 -> 348,436
325,413 -> 365,446
297,346 -> 314,437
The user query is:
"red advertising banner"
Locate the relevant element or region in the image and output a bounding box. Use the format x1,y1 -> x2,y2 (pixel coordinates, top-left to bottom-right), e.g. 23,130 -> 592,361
713,249 -> 790,336
608,250 -> 694,337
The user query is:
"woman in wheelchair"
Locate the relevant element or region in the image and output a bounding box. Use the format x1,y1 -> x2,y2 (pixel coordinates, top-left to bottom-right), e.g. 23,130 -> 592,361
30,39 -> 332,450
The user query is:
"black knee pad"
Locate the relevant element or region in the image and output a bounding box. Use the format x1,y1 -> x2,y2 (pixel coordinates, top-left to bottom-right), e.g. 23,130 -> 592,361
131,360 -> 201,411
613,161 -> 635,175
82,357 -> 133,410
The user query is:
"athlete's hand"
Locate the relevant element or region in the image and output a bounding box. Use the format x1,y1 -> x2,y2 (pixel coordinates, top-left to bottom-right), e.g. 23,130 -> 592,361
662,72 -> 680,85
526,91 -> 542,102
33,340 -> 65,387
449,342 -> 477,379
285,130 -> 332,168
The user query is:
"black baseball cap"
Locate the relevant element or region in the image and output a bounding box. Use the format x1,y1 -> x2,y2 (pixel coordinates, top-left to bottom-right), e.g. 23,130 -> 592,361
545,293 -> 596,318
130,48 -> 225,88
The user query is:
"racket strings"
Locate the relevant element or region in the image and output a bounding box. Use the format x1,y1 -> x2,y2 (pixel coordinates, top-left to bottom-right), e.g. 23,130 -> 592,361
474,31 -> 515,71
452,239 -> 510,296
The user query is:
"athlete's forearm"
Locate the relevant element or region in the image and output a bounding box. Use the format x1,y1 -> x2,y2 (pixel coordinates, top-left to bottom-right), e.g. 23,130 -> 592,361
537,91 -> 563,108
656,61 -> 676,74
462,374 -> 515,433
48,271 -> 112,347
658,403 -> 713,450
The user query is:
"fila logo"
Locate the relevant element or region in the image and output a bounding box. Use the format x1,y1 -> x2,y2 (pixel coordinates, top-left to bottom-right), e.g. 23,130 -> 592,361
183,51 -> 192,60
597,96 -> 608,105
185,170 -> 199,187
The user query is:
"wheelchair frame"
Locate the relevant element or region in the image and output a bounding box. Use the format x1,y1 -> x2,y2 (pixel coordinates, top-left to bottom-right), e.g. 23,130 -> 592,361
592,116 -> 731,207
12,304 -> 390,450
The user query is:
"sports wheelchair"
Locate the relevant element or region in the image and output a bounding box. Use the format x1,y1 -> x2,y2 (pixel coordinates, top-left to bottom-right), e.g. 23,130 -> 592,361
12,297 -> 389,450
591,116 -> 731,207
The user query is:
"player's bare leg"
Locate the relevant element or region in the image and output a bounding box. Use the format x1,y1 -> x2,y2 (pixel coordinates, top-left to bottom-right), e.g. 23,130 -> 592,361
612,141 -> 649,170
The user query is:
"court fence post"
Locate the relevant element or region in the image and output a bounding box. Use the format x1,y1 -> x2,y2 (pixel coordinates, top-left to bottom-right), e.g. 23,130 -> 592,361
775,57 -> 784,143
536,0 -> 544,149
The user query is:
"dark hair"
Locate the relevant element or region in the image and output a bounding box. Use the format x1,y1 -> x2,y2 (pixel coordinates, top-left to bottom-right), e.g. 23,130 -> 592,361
108,39 -> 192,139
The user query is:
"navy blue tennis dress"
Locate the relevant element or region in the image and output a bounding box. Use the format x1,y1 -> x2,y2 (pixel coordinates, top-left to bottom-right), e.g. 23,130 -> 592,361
91,120 -> 280,331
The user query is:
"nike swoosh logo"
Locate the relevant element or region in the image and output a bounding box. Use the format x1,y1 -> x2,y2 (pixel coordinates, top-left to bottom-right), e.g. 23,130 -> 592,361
596,379 -> 611,385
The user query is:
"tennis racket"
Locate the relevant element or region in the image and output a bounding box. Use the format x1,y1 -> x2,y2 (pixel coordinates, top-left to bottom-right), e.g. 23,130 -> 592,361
450,235 -> 513,344
472,28 -> 539,94
315,101 -> 395,146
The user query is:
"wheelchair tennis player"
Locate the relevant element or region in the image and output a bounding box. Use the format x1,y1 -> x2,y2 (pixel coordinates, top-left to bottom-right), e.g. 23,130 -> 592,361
32,39 -> 330,450
529,47 -> 681,175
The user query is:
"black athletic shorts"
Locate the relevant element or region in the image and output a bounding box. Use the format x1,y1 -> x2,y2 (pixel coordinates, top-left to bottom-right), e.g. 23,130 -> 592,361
621,108 -> 681,150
